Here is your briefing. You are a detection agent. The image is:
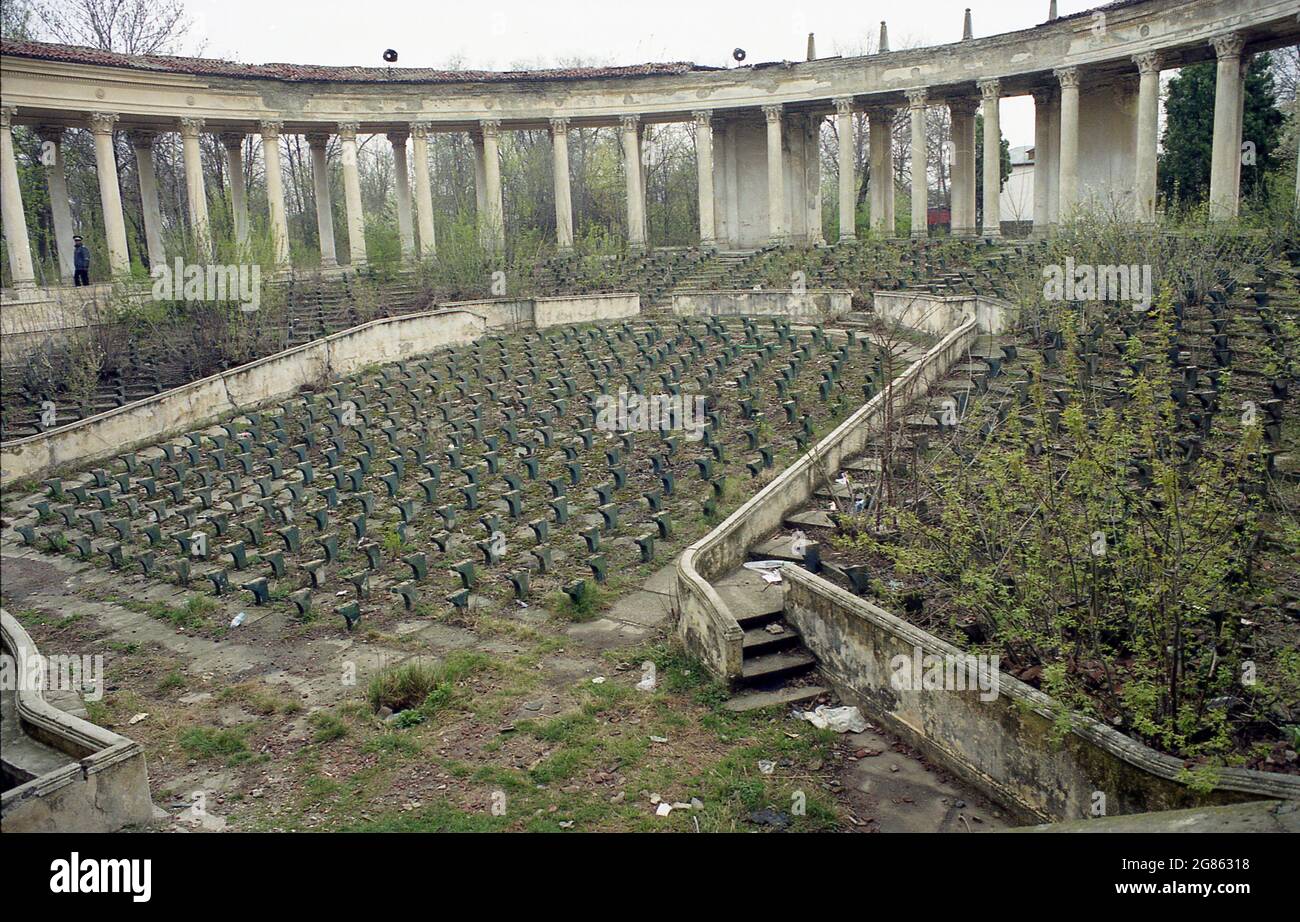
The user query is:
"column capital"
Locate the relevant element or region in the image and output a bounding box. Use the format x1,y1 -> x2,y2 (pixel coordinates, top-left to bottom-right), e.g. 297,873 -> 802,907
549,117 -> 570,133
690,110 -> 711,128
619,114 -> 640,131
976,78 -> 1000,100
87,112 -> 119,134
1133,51 -> 1162,75
762,104 -> 783,122
480,118 -> 501,137
126,129 -> 156,149
178,116 -> 205,138
833,96 -> 855,116
1210,31 -> 1244,60
865,105 -> 896,120
37,124 -> 66,144
905,89 -> 927,109
386,128 -> 410,145
948,97 -> 978,117
1030,86 -> 1055,106
336,121 -> 359,140
258,120 -> 283,139
410,120 -> 432,139
1053,66 -> 1080,89
219,131 -> 244,151
305,132 -> 331,148
0,105 -> 17,129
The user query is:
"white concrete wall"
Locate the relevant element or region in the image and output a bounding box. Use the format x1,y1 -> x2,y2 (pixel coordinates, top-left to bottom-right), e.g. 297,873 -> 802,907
1079,79 -> 1139,211
873,291 -> 1015,336
533,292 -> 639,328
670,289 -> 850,320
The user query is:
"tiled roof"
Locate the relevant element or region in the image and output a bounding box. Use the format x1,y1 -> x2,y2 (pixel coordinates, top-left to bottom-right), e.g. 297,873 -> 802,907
0,39 -> 718,83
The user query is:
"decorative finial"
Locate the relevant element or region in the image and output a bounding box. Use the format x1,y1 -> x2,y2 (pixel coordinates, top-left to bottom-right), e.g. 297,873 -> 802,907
879,21 -> 890,53
963,9 -> 973,40
806,33 -> 816,61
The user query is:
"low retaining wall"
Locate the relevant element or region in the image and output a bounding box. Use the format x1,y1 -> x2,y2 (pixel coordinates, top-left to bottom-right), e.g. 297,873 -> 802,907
873,290 -> 1015,336
671,289 -> 850,321
1,610 -> 154,832
443,297 -> 535,331
780,567 -> 1300,823
0,292 -> 644,486
534,292 -> 640,328
0,283 -> 124,363
0,307 -> 485,485
676,320 -> 978,680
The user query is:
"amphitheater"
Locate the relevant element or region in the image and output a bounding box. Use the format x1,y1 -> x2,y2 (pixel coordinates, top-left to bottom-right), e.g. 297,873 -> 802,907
1,0 -> 1299,834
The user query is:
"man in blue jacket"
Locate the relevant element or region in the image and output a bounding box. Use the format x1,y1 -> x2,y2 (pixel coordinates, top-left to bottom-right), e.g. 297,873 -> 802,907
73,235 -> 90,286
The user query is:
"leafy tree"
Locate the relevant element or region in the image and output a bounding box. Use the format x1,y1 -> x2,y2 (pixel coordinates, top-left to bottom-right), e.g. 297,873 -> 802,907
1159,54 -> 1284,206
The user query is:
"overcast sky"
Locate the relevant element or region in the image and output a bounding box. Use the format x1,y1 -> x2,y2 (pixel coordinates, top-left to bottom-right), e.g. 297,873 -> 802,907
185,0 -> 1109,147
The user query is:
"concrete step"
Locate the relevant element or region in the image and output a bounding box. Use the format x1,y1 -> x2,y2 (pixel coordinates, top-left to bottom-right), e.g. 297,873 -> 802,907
784,509 -> 836,529
742,622 -> 801,654
723,684 -> 829,713
741,649 -> 817,683
749,536 -> 812,563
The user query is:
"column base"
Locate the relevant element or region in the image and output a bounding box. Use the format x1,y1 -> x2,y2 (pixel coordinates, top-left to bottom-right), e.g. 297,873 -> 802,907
838,233 -> 857,243
320,257 -> 338,268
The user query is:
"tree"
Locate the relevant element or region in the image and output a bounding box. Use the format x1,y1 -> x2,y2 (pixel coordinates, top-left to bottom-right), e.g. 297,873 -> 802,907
32,0 -> 200,55
1159,54 -> 1284,206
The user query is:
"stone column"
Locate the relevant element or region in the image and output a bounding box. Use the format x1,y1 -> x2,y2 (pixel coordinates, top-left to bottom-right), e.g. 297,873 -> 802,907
1132,52 -> 1161,223
306,133 -> 338,267
833,97 -> 856,241
550,118 -> 574,251
178,117 -> 210,253
388,129 -> 415,261
221,132 -> 250,247
977,79 -> 1002,237
337,122 -> 367,267
1031,89 -> 1053,236
471,130 -> 487,239
948,98 -> 977,236
907,90 -> 928,238
762,105 -> 787,244
724,120 -> 740,246
480,119 -> 505,253
1209,32 -> 1245,220
1055,67 -> 1081,218
867,108 -> 891,235
259,121 -> 291,268
805,113 -> 824,244
37,126 -> 76,281
692,111 -> 716,249
128,131 -> 166,270
1044,92 -> 1061,225
88,112 -> 130,277
410,122 -> 436,258
0,106 -> 36,288
620,115 -> 647,250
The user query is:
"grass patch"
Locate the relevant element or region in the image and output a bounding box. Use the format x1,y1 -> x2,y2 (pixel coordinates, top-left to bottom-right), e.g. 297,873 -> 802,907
308,710 -> 348,743
548,582 -> 607,622
367,651 -> 494,716
178,725 -> 254,764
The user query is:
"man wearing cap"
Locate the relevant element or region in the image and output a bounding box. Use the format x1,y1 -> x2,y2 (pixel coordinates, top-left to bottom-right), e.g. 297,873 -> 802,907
73,235 -> 91,286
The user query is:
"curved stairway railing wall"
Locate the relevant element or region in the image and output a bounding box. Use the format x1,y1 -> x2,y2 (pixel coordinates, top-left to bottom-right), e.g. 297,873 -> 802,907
1,609 -> 154,832
676,319 -> 979,680
779,566 -> 1300,823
